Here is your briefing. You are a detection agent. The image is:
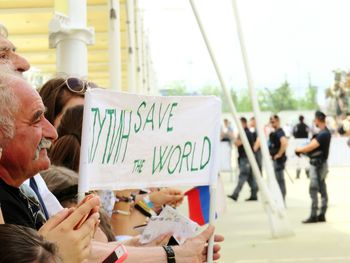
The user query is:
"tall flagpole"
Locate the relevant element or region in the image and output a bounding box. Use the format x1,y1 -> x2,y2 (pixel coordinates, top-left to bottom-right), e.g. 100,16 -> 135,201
188,3 -> 293,257
231,0 -> 293,237
126,0 -> 136,93
187,2 -> 265,262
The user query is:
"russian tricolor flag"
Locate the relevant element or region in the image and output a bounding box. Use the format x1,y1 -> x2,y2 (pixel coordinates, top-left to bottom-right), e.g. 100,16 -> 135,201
185,186 -> 210,226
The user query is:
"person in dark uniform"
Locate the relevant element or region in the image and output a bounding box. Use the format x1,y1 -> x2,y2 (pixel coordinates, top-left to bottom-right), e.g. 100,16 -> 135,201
293,115 -> 310,179
269,115 -> 288,200
228,117 -> 258,201
249,117 -> 262,173
295,111 -> 331,223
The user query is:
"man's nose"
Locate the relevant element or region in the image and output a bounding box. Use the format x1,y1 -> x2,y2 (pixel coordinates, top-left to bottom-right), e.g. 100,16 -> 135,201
42,117 -> 58,142
12,53 -> 30,73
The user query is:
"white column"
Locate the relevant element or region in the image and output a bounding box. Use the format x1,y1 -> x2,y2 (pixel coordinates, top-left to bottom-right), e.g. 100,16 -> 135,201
144,35 -> 151,94
126,0 -> 136,93
135,1 -> 143,94
141,27 -> 147,93
108,0 -> 122,91
49,0 -> 94,77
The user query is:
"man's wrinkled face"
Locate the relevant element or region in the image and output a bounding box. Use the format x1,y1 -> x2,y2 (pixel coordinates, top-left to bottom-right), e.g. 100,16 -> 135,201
1,77 -> 57,180
0,37 -> 30,73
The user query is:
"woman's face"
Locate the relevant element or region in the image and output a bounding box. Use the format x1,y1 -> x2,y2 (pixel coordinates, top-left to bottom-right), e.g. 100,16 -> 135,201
53,96 -> 85,129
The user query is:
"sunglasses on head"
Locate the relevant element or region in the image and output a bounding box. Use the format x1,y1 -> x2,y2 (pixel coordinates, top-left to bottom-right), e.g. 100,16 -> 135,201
57,77 -> 98,94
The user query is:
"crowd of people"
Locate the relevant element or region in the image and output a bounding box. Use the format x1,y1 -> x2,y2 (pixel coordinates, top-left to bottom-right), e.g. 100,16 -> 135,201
0,25 -> 224,262
223,111 -> 331,224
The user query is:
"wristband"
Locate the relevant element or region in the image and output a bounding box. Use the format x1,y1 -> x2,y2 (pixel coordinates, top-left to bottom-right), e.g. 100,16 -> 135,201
143,195 -> 154,209
112,209 -> 131,216
162,245 -> 176,263
115,196 -> 133,203
134,203 -> 152,217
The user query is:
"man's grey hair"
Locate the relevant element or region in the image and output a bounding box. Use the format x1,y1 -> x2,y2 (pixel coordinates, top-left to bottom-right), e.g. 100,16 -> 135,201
0,71 -> 21,146
0,24 -> 21,147
0,23 -> 8,38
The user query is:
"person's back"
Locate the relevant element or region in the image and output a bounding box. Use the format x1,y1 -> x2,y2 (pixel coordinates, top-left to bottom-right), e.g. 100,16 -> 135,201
293,122 -> 309,138
293,117 -> 311,179
293,116 -> 309,138
237,127 -> 255,159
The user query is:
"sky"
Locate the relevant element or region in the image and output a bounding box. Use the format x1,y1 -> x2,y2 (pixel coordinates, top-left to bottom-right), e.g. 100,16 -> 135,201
142,0 -> 350,105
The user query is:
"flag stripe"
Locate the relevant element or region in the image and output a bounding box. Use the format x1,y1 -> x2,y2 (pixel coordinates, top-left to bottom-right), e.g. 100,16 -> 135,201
198,186 -> 210,224
187,188 -> 205,225
185,186 -> 211,226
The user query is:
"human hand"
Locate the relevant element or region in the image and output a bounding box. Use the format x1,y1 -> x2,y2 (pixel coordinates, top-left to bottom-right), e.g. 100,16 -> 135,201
39,195 -> 101,263
124,233 -> 172,247
295,148 -> 301,157
149,188 -> 184,212
273,154 -> 281,160
173,225 -> 224,263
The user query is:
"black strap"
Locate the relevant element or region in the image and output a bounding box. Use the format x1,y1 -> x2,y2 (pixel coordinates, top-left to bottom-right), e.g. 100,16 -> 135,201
29,178 -> 49,219
162,245 -> 176,263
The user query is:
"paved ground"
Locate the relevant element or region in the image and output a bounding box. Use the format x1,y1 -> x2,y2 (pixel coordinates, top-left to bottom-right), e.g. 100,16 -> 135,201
215,167 -> 350,263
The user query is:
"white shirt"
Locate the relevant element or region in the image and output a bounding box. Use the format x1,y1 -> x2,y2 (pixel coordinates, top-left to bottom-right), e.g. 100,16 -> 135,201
23,174 -> 63,217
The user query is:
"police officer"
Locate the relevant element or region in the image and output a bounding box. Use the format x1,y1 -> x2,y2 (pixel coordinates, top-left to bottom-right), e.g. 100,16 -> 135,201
295,111 -> 331,223
269,115 -> 288,200
293,115 -> 310,179
228,117 -> 258,201
249,117 -> 262,173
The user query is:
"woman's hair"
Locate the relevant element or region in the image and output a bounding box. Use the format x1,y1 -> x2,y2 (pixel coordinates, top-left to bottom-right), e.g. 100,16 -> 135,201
99,209 -> 117,242
50,105 -> 84,172
40,165 -> 79,207
39,78 -> 84,125
0,224 -> 59,263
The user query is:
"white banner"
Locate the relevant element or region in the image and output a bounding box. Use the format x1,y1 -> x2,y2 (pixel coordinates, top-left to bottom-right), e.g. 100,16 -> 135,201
79,89 -> 221,191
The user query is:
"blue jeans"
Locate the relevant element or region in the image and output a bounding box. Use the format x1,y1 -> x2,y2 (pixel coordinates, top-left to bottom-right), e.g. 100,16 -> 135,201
232,157 -> 258,198
273,160 -> 286,200
309,162 -> 328,216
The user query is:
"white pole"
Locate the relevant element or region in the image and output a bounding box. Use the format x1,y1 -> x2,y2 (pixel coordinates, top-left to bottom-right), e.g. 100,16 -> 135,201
144,35 -> 151,94
135,2 -> 144,94
49,0 -> 94,77
207,182 -> 217,262
141,26 -> 147,93
126,0 -> 136,93
231,0 -> 293,237
188,0 -> 293,247
108,0 -> 122,91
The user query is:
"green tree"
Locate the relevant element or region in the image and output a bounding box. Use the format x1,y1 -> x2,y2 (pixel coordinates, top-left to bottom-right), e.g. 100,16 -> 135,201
200,85 -> 221,96
298,84 -> 319,110
235,90 -> 253,112
199,86 -> 249,112
259,81 -> 298,112
166,81 -> 188,96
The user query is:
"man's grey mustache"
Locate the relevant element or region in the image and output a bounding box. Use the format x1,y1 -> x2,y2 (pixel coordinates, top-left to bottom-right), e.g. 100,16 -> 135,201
33,138 -> 52,161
